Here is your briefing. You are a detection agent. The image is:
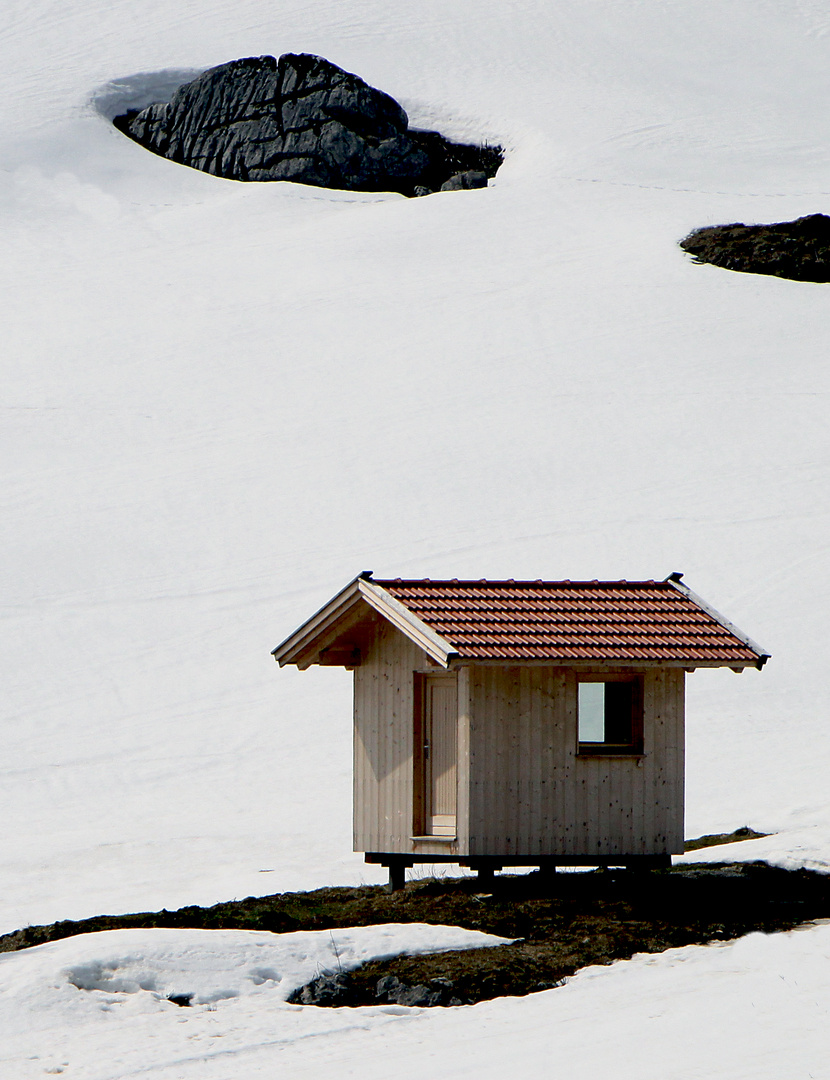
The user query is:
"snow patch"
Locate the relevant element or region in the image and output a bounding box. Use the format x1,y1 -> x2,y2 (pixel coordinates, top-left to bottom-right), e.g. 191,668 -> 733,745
3,923 -> 510,1026
66,959 -> 159,994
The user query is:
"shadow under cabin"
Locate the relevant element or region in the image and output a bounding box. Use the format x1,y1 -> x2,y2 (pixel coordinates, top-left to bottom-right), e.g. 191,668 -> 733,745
272,572 -> 769,890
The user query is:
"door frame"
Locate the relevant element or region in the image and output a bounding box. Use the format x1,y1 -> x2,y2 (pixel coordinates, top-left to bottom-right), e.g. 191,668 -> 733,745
413,671 -> 458,837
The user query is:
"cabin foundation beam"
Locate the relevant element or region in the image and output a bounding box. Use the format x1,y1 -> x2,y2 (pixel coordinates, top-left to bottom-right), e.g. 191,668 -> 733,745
363,855 -> 415,892
365,853 -> 675,882
466,858 -> 503,888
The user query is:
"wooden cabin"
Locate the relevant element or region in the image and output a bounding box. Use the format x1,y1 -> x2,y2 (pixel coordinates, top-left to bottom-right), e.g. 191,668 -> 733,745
273,572 -> 769,888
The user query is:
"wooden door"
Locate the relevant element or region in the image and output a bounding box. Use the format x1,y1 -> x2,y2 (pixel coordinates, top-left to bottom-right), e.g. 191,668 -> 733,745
418,675 -> 458,836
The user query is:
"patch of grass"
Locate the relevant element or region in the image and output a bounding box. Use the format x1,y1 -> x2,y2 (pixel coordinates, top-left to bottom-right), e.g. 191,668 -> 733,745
325,862 -> 830,1005
684,826 -> 768,852
680,214 -> 830,281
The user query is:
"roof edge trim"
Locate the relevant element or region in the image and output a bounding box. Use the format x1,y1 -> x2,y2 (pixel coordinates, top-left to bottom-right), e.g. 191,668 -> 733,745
665,577 -> 771,669
271,574 -> 458,669
358,579 -> 458,668
271,574 -> 366,666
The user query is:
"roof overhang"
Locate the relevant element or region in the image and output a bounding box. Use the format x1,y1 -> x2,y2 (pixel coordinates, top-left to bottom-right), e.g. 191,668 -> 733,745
273,572 -> 771,672
665,576 -> 771,670
272,573 -> 459,669
432,658 -> 760,670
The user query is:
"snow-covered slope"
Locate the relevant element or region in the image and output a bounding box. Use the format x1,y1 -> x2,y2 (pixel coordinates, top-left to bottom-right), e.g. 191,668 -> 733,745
2,1 -> 830,935
2,920 -> 828,1079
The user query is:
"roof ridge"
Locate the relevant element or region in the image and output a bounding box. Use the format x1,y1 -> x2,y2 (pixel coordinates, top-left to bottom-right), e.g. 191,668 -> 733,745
373,578 -> 665,588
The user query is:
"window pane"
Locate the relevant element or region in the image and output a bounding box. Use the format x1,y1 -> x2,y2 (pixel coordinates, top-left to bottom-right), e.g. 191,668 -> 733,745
604,681 -> 633,744
578,682 -> 605,742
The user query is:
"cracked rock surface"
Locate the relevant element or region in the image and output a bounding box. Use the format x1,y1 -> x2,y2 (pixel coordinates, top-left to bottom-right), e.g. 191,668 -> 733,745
115,53 -> 502,196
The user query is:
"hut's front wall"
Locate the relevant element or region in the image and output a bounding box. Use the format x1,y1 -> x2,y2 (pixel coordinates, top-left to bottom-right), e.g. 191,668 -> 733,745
353,620 -> 685,862
353,620 -> 469,859
467,665 -> 685,858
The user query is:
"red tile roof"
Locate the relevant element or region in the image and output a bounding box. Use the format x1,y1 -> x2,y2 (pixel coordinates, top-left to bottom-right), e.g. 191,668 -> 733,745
373,578 -> 767,665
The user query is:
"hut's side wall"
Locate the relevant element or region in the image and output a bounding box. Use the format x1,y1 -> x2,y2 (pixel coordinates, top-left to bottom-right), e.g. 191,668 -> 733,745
467,666 -> 685,858
353,621 -> 468,858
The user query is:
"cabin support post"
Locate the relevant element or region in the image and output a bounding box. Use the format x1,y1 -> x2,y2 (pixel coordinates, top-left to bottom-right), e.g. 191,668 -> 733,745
468,859 -> 502,888
364,852 -> 414,892
538,859 -> 557,884
385,858 -> 411,893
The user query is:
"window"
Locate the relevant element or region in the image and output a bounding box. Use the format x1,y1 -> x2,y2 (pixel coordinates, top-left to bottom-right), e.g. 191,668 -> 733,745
577,676 -> 643,755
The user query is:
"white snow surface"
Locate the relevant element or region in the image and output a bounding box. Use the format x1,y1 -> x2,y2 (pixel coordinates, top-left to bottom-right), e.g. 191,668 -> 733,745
0,923 -> 511,1077
3,0 -> 830,1074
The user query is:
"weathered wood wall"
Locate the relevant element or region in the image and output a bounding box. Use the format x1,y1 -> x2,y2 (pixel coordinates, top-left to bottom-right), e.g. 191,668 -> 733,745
466,666 -> 685,858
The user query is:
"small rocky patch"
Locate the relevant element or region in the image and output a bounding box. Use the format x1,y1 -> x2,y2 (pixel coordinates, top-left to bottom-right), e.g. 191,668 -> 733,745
293,971 -> 354,1006
375,974 -> 462,1006
680,213 -> 830,281
114,53 -> 502,197
290,971 -> 463,1007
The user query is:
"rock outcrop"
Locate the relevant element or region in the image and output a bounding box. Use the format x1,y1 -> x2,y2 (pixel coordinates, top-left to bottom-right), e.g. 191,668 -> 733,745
440,170 -> 488,191
374,974 -> 462,1007
295,972 -> 354,1006
680,214 -> 830,282
290,971 -> 463,1007
115,53 -> 502,196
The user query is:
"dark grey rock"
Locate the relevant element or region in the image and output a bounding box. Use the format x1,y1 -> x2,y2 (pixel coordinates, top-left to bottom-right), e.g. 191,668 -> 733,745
291,971 -> 463,1009
375,974 -> 461,1007
375,974 -> 406,999
298,971 -> 353,1005
440,170 -> 488,191
115,53 -> 502,196
396,983 -> 443,1007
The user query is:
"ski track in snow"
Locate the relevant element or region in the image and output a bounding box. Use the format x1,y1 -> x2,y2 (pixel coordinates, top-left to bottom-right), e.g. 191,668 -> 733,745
2,1 -> 830,1075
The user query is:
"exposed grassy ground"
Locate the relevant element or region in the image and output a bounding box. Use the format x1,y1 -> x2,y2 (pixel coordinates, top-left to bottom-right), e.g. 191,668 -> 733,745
680,213 -> 830,281
683,825 -> 767,851
293,861 -> 830,1005
2,831 -> 827,1007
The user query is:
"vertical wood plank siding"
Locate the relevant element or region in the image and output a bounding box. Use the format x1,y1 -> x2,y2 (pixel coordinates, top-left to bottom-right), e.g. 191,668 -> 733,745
354,622 -> 684,860
353,622 -> 466,858
467,666 -> 685,858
